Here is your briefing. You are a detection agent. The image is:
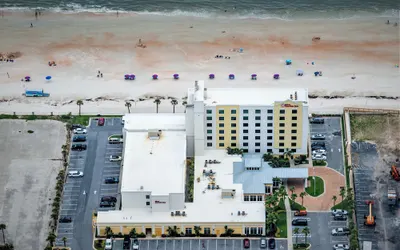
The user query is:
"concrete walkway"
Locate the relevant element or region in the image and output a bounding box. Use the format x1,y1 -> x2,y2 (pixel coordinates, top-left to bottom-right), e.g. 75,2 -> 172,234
285,197 -> 293,250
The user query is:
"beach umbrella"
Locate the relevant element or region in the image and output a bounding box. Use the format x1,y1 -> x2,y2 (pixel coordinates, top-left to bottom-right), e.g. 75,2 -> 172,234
152,74 -> 158,80
251,74 -> 257,80
286,59 -> 292,65
129,74 -> 135,80
46,76 -> 52,80
209,74 -> 215,79
296,70 -> 303,76
229,74 -> 235,80
173,74 -> 179,79
273,74 -> 280,79
314,71 -> 319,76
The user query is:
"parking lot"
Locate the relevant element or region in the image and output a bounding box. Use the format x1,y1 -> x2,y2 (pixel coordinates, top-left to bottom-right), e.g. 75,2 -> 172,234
310,117 -> 344,174
299,212 -> 348,250
55,117 -> 124,249
112,238 -> 288,250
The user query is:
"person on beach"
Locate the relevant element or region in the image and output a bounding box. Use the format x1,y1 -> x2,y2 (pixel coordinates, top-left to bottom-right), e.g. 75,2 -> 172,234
30,23 -> 33,28
35,11 -> 38,19
117,11 -> 119,17
395,23 -> 398,27
7,72 -> 10,78
386,20 -> 389,24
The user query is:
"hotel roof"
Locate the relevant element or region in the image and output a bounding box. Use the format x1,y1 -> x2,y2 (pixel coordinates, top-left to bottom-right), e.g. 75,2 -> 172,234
121,114 -> 186,194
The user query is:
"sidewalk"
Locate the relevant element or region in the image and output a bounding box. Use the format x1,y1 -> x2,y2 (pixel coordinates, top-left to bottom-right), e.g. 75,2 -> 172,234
285,197 -> 293,250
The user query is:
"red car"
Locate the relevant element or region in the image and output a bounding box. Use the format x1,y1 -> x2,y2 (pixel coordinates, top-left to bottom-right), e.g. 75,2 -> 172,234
243,238 -> 250,249
98,117 -> 105,126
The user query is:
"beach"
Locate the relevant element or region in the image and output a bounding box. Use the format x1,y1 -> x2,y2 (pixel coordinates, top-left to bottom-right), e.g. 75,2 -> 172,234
0,11 -> 399,115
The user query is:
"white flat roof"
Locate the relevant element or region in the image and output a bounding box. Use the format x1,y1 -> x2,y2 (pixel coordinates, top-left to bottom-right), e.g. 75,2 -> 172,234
190,87 -> 308,106
121,115 -> 186,194
123,113 -> 186,131
98,150 -> 265,224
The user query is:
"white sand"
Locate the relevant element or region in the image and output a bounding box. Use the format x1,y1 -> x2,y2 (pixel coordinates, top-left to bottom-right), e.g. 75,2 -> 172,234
0,12 -> 399,115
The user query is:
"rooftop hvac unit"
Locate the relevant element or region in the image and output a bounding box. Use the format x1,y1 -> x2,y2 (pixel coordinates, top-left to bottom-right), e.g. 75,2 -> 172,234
294,91 -> 298,100
182,211 -> 186,216
148,129 -> 162,140
290,94 -> 293,100
140,186 -> 144,190
171,212 -> 174,216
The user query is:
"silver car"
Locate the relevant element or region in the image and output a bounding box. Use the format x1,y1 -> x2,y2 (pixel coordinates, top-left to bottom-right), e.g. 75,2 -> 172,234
312,154 -> 327,160
73,128 -> 87,134
311,133 -> 326,140
331,209 -> 348,216
68,171 -> 84,178
260,237 -> 267,249
333,244 -> 349,250
109,155 -> 122,162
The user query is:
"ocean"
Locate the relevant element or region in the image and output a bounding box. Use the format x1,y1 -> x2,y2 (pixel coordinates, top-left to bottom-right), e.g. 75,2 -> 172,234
0,0 -> 399,19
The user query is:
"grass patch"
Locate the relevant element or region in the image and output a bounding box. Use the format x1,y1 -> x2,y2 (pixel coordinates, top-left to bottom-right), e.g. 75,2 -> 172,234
349,114 -> 398,141
289,199 -> 306,211
94,239 -> 105,250
331,198 -> 351,211
275,211 -> 287,238
109,134 -> 123,139
312,160 -> 327,166
305,176 -> 324,197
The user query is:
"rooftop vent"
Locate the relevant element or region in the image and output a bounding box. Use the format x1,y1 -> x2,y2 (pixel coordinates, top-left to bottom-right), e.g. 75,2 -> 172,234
195,81 -> 199,91
242,211 -> 246,216
148,129 -> 162,140
237,211 -> 241,216
175,211 -> 181,216
182,211 -> 186,216
171,212 -> 174,216
140,186 -> 144,190
294,91 -> 298,100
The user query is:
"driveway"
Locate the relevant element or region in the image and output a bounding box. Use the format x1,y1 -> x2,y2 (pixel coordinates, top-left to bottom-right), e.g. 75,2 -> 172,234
310,117 -> 344,174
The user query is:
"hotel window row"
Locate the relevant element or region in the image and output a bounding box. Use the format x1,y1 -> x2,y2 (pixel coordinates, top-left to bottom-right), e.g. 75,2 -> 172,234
206,109 -> 298,115
244,195 -> 263,201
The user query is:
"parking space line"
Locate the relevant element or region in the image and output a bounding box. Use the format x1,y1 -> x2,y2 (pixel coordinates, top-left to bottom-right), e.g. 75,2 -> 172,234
60,208 -> 76,211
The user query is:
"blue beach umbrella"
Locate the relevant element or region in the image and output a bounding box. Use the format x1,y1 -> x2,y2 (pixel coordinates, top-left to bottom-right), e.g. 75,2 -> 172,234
46,76 -> 52,80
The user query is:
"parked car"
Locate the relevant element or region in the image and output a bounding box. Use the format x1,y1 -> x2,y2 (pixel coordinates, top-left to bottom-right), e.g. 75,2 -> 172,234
105,238 -> 113,250
333,214 -> 347,221
109,155 -> 122,162
294,210 -> 307,216
310,117 -> 325,124
59,217 -> 72,223
311,145 -> 326,151
333,243 -> 350,250
73,128 -> 87,134
312,154 -> 327,160
71,144 -> 87,151
331,227 -> 350,236
99,201 -> 115,208
123,236 -> 131,249
104,177 -> 119,184
72,135 -> 86,142
312,149 -> 327,155
68,171 -> 84,178
72,124 -> 85,129
243,238 -> 250,249
311,142 -> 326,147
332,131 -> 341,136
132,238 -> 139,250
260,237 -> 267,249
268,238 -> 276,249
101,196 -> 117,203
331,209 -> 348,216
292,218 -> 308,226
98,117 -> 105,126
109,137 -> 123,144
311,134 -> 326,140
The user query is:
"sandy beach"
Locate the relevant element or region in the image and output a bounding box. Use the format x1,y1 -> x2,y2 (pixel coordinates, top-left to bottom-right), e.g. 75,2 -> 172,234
0,11 -> 399,115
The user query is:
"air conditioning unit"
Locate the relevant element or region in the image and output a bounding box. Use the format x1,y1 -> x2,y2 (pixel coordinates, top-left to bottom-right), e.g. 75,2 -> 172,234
182,211 -> 186,216
171,212 -> 174,216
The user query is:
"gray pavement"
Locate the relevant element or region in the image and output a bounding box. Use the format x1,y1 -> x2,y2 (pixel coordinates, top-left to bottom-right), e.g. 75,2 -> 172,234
310,117 -> 344,174
56,117 -> 124,249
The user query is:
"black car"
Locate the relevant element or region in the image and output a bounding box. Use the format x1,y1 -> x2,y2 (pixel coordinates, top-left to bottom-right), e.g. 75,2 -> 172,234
123,235 -> 131,249
71,144 -> 87,151
104,177 -> 119,184
101,196 -> 117,203
72,135 -> 87,142
311,142 -> 325,147
310,118 -> 325,124
99,201 -> 115,208
312,145 -> 326,151
72,124 -> 85,129
59,217 -> 72,223
268,238 -> 276,249
334,214 -> 347,221
292,218 -> 308,226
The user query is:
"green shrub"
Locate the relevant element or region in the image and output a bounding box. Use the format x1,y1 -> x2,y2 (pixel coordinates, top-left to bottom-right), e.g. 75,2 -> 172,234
27,130 -> 34,133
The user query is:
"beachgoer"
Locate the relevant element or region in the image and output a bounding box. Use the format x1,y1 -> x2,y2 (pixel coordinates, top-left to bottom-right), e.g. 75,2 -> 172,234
35,11 -> 38,19
7,72 -> 10,78
394,23 -> 398,27
97,75 -> 99,78
39,11 -> 41,16
101,73 -> 103,78
30,23 -> 33,28
386,20 -> 390,24
98,70 -> 100,74
117,11 -> 119,17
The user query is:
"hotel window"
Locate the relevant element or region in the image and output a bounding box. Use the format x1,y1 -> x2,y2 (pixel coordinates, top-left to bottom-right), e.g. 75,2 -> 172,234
291,142 -> 297,147
279,149 -> 285,153
219,117 -> 224,121
219,123 -> 224,128
231,117 -> 237,121
268,110 -> 273,114
292,109 -> 298,114
231,109 -> 237,114
250,195 -> 257,201
292,116 -> 298,121
250,228 -> 257,234
255,142 -> 260,147
244,195 -> 249,201
231,136 -> 237,140
243,142 -> 248,147
267,130 -> 273,133
267,123 -> 273,127
243,129 -> 248,133
146,202 -> 150,206
279,143 -> 284,147
206,116 -> 212,121
280,110 -> 285,114
255,149 -> 261,153
267,149 -> 273,153
267,142 -> 272,146
219,136 -> 224,140
255,116 -> 261,120
243,123 -> 249,127
146,195 -> 150,199
231,130 -> 237,134
279,123 -> 285,127
257,195 -> 263,201
255,123 -> 260,127
185,228 -> 192,235
291,129 -> 297,133
292,149 -> 297,153
291,136 -> 297,140
267,116 -> 273,120
206,110 -> 212,114
218,109 -> 224,114
245,227 -> 249,235
255,109 -> 261,114
243,109 -> 248,114
292,123 -> 297,127
219,130 -> 224,134
255,136 -> 260,140
243,136 -> 248,140
255,129 -> 260,134
204,228 -> 211,235
219,143 -> 224,147
231,123 -> 237,128
267,136 -> 273,140
279,136 -> 284,140
243,116 -> 249,120
279,117 -> 285,121
231,143 -> 237,147
243,149 -> 248,153
258,227 -> 263,235
207,136 -> 212,140
279,130 -> 285,134
265,185 -> 271,193
207,130 -> 212,134
207,143 -> 212,147
207,123 -> 212,127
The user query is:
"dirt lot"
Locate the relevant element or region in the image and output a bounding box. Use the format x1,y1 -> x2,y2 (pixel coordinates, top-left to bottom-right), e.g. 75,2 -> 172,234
350,114 -> 400,250
0,120 -> 66,250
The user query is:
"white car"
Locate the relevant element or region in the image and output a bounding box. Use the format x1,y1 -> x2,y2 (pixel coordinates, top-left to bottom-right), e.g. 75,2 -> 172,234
312,154 -> 327,160
109,155 -> 122,162
105,238 -> 112,250
331,209 -> 348,216
333,243 -> 350,250
73,128 -> 87,134
312,149 -> 326,155
132,238 -> 139,250
68,171 -> 84,178
311,134 -> 326,140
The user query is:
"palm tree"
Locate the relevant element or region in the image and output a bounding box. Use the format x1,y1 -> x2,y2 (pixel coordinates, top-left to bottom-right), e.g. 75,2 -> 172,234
194,226 -> 201,236
129,228 -> 137,238
289,186 -> 295,195
182,100 -> 187,113
266,211 -> 278,234
293,227 -> 300,245
154,98 -> 161,113
104,226 -> 113,237
339,187 -> 346,208
278,185 -> 287,201
76,100 -> 83,116
62,237 -> 67,247
299,192 -> 307,206
125,101 -> 132,113
283,148 -> 293,159
302,227 -> 310,244
290,193 -> 297,203
332,195 -> 337,206
0,224 -> 6,245
171,99 -> 178,113
46,232 -> 57,246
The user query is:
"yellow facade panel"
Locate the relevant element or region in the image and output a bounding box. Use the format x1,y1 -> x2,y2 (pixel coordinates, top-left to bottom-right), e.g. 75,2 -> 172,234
215,105 -> 240,149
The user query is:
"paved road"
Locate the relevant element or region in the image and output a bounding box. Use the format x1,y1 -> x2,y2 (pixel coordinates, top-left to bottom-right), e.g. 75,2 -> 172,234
56,117 -> 123,250
310,117 -> 344,174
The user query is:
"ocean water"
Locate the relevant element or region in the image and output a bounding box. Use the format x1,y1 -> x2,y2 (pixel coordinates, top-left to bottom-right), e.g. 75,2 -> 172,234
0,0 -> 399,19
